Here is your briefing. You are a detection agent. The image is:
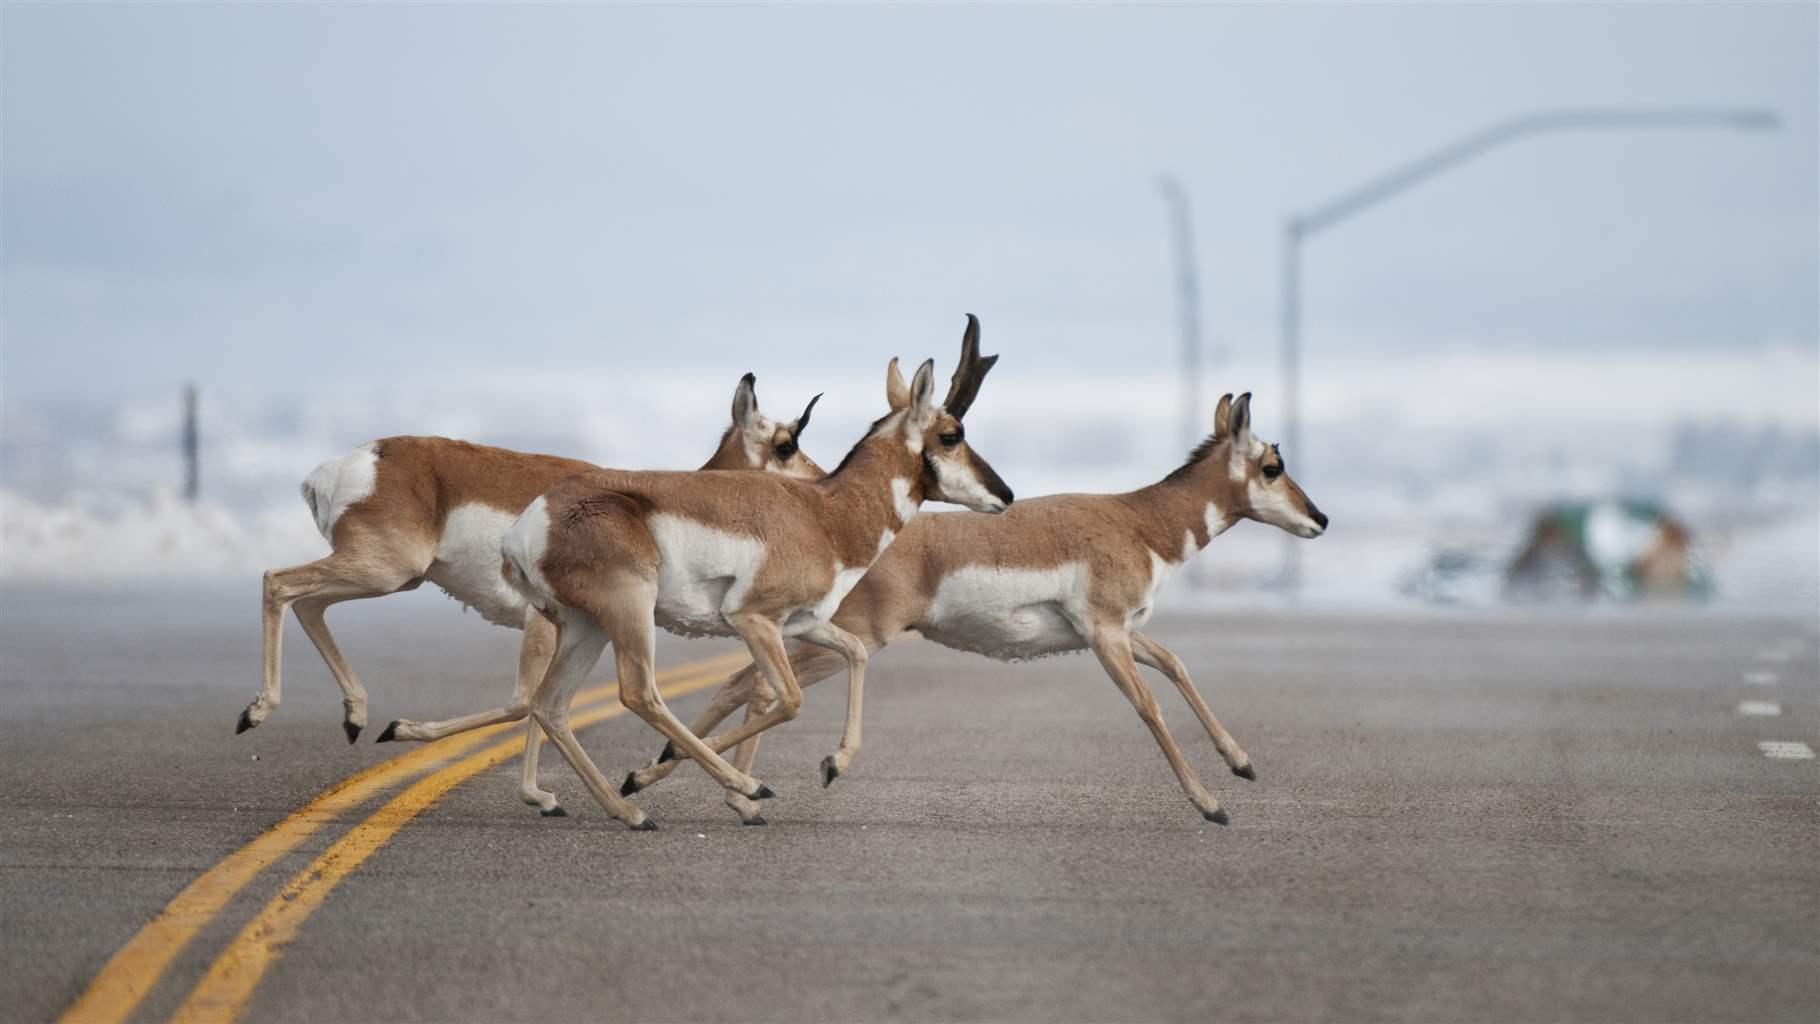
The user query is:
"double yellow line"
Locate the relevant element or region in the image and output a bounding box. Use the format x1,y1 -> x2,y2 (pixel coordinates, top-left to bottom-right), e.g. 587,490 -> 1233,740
62,652 -> 747,1024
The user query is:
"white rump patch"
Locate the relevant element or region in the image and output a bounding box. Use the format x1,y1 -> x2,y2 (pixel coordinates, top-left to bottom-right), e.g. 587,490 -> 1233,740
500,496 -> 554,614
300,442 -> 379,541
424,503 -> 530,627
922,563 -> 1092,661
648,513 -> 767,638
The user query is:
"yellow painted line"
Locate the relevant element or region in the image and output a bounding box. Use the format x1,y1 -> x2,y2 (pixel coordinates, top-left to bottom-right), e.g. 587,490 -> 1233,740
170,663 -> 736,1024
58,651 -> 747,1024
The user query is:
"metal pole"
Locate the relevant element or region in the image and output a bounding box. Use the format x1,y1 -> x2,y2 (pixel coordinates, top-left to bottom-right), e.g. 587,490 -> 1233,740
1159,176 -> 1205,453
182,383 -> 199,503
1276,105 -> 1778,595
1279,221 -> 1302,593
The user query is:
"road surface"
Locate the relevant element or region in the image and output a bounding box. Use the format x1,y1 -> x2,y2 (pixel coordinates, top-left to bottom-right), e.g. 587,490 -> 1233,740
2,584 -> 1815,1022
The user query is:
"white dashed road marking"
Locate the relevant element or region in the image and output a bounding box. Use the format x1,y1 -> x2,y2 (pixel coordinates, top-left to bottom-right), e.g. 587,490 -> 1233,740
1737,701 -> 1782,716
1743,670 -> 1779,685
1758,741 -> 1815,760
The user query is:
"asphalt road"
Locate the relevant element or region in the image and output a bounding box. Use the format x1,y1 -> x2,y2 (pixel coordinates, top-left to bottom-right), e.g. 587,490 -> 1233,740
2,584 -> 1816,1023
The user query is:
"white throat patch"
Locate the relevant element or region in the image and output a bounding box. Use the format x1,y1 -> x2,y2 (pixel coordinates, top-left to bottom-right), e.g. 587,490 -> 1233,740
891,478 -> 918,526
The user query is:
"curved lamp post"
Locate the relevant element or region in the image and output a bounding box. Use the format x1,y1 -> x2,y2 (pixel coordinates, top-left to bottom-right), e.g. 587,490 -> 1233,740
1278,106 -> 1780,594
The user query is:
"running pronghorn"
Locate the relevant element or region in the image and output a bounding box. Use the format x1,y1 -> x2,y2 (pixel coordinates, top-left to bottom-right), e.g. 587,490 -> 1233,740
625,391 -> 1326,825
243,375 -> 823,812
491,318 -> 1011,828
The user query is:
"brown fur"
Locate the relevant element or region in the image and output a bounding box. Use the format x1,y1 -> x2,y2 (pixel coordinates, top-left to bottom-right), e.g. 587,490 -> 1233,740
633,392 -> 1328,825
507,344 -> 1014,824
242,376 -> 823,765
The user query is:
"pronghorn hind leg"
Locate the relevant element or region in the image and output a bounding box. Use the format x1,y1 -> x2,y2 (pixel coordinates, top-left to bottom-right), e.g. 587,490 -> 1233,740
374,610 -> 560,812
1131,631 -> 1254,780
246,548 -> 423,735
1089,628 -> 1230,825
514,613 -> 564,815
527,615 -> 652,829
290,595 -> 380,743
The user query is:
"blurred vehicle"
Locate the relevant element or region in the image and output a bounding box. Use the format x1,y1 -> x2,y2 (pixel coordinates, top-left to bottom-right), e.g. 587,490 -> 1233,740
1503,499 -> 1712,603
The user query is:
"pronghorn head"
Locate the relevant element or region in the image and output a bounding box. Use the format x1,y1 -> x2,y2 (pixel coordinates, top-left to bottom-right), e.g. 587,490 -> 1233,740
716,373 -> 825,479
1216,391 -> 1327,539
882,314 -> 1014,514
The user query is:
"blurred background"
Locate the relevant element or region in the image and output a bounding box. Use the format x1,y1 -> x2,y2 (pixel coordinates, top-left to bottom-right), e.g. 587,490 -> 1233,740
2,3 -> 1815,612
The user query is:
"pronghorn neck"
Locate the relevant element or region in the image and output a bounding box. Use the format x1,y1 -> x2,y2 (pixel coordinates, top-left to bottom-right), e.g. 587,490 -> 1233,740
700,426 -> 753,471
1138,440 -> 1244,559
818,412 -> 928,548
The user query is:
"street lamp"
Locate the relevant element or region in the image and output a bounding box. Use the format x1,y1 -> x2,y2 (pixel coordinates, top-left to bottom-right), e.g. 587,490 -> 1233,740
1278,106 -> 1780,594
1159,176 -> 1205,460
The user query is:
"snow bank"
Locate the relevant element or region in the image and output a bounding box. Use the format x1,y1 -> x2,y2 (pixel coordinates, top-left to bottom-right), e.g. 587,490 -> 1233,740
0,488 -> 325,582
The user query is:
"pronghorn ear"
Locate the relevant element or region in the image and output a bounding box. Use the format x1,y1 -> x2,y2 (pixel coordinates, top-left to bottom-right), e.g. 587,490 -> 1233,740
909,358 -> 937,420
1227,393 -> 1254,471
885,358 -> 910,411
732,373 -> 760,432
1213,393 -> 1235,439
791,393 -> 822,439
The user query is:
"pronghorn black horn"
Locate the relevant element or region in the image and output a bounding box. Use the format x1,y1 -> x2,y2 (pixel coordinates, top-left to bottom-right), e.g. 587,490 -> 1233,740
942,313 -> 999,420
794,393 -> 822,437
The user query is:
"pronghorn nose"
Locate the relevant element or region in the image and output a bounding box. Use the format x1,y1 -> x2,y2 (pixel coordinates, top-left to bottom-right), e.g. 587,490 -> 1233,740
1311,506 -> 1329,531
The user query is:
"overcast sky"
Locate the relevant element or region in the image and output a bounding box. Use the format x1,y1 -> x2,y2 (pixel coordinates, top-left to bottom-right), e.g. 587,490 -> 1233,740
3,2 -> 1815,407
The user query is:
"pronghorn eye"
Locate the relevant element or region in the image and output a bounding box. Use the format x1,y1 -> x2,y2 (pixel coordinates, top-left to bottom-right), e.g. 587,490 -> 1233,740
774,441 -> 798,459
938,431 -> 962,448
1262,464 -> 1283,480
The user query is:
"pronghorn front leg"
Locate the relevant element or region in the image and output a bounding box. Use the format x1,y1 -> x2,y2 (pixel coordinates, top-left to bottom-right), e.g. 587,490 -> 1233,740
1088,628 -> 1231,825
621,642 -> 850,824
620,660 -> 769,798
1130,631 -> 1255,781
796,623 -> 869,787
721,684 -> 782,826
639,641 -> 851,782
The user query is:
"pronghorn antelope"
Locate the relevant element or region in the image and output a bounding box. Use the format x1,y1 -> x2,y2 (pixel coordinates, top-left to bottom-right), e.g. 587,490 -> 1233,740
243,375 -> 823,813
625,391 -> 1326,825
491,318 -> 1011,828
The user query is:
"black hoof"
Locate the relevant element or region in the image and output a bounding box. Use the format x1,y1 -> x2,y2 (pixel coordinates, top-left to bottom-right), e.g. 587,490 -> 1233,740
619,772 -> 643,797
632,818 -> 659,831
374,721 -> 400,743
743,816 -> 768,827
656,741 -> 677,764
343,721 -> 362,745
1204,807 -> 1231,826
1232,763 -> 1257,781
235,709 -> 254,735
820,756 -> 841,788
751,783 -> 776,801
540,806 -> 568,818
